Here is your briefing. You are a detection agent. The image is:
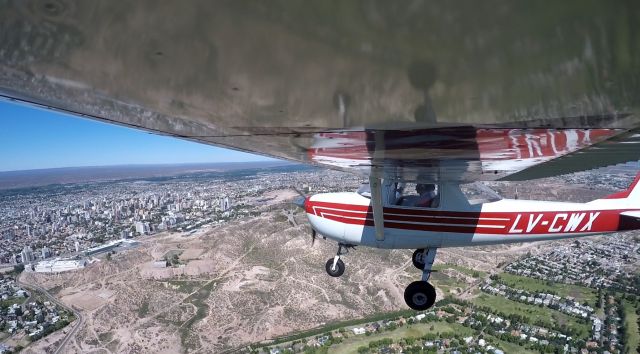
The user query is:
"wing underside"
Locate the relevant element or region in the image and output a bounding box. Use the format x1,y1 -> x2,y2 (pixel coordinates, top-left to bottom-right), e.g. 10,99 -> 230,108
500,128 -> 640,181
1,1 -> 640,181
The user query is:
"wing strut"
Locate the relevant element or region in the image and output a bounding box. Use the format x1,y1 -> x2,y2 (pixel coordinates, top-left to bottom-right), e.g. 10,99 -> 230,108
369,130 -> 387,242
369,175 -> 385,242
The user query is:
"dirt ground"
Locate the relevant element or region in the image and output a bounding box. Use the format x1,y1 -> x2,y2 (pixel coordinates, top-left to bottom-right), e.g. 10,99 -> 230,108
20,210 -> 542,353
257,189 -> 299,205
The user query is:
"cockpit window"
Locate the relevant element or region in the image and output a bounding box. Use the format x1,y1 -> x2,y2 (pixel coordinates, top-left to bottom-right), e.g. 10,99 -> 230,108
393,183 -> 439,208
356,183 -> 371,198
460,182 -> 502,204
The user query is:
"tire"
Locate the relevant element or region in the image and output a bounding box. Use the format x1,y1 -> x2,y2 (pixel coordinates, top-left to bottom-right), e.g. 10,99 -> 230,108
412,249 -> 426,270
404,281 -> 436,311
325,258 -> 345,277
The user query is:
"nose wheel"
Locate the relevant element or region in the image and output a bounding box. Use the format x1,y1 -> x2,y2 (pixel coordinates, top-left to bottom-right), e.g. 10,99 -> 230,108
412,248 -> 427,269
325,257 -> 345,277
325,243 -> 354,277
405,248 -> 438,310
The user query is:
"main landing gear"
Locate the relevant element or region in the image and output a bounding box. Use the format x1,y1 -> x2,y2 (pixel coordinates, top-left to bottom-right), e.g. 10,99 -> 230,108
325,243 -> 354,277
322,244 -> 438,311
404,248 -> 438,310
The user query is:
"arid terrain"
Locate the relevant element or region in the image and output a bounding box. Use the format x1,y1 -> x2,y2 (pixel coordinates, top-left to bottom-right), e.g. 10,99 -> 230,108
2,160 -> 636,354
18,203 -> 564,354
15,178 -> 628,354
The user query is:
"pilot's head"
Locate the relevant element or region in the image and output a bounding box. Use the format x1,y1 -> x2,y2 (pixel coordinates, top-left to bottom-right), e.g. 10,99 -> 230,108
416,183 -> 435,194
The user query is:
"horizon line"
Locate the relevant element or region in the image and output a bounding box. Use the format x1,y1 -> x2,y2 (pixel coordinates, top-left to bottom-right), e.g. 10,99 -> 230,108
0,160 -> 293,174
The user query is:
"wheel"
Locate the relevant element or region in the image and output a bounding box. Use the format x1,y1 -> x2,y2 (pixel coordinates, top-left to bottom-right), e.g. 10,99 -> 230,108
404,281 -> 436,310
325,258 -> 345,277
412,249 -> 426,270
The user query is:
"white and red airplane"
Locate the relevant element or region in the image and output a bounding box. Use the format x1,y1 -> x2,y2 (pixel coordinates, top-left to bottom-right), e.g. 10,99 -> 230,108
299,174 -> 640,310
2,1 -> 640,311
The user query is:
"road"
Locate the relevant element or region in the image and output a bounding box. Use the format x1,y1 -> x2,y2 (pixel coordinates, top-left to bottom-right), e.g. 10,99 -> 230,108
17,274 -> 83,354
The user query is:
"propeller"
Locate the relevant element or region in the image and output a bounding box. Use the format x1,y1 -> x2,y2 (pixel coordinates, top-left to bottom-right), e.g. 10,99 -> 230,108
292,187 -> 306,209
290,186 -> 317,246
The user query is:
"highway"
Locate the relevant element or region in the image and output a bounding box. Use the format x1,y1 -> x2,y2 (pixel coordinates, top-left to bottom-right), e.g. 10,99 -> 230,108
17,274 -> 83,354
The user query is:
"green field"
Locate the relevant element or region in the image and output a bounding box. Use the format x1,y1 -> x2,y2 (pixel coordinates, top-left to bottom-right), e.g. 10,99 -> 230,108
622,300 -> 639,354
261,309 -> 417,347
472,293 -> 591,339
430,272 -> 468,295
329,321 -> 537,354
429,264 -> 482,296
0,297 -> 26,308
486,337 -> 538,354
329,322 -> 473,354
433,264 -> 486,278
498,273 -> 597,304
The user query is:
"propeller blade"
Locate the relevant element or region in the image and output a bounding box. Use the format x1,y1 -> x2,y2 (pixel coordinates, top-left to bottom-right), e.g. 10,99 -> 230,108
293,195 -> 306,209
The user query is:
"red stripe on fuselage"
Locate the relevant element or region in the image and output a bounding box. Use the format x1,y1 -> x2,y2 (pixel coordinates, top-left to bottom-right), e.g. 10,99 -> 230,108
307,200 -> 639,235
322,214 -> 375,227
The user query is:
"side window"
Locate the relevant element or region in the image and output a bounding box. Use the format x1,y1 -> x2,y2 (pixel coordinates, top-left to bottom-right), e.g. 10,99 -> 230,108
394,183 -> 439,208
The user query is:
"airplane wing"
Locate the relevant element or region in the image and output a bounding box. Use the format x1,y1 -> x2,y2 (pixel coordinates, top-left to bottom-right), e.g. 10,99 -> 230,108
500,128 -> 640,181
1,1 -> 639,182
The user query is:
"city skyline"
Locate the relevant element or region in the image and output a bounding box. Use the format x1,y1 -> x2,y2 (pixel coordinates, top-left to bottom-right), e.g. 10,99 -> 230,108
0,100 -> 274,172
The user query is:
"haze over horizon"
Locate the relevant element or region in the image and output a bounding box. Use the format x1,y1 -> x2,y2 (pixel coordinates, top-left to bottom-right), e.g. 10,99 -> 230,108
0,100 -> 275,172
0,160 -> 301,191
0,160 -> 289,174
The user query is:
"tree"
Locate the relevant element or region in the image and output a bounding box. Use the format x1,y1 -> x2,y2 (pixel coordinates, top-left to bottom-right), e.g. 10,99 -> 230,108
13,264 -> 25,273
171,254 -> 180,266
105,252 -> 112,261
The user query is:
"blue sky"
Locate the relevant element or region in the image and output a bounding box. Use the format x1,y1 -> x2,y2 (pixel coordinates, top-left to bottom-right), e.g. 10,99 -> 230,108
0,100 -> 274,172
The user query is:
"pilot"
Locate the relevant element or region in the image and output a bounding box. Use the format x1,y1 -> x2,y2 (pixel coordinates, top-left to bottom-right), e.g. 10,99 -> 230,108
415,183 -> 437,207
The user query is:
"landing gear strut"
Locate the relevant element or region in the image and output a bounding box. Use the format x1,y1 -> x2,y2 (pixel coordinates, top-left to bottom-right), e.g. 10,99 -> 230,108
404,248 -> 438,310
325,243 -> 354,277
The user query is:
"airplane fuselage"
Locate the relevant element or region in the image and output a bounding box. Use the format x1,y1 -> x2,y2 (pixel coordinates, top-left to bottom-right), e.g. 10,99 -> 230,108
305,192 -> 640,249
302,176 -> 640,310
